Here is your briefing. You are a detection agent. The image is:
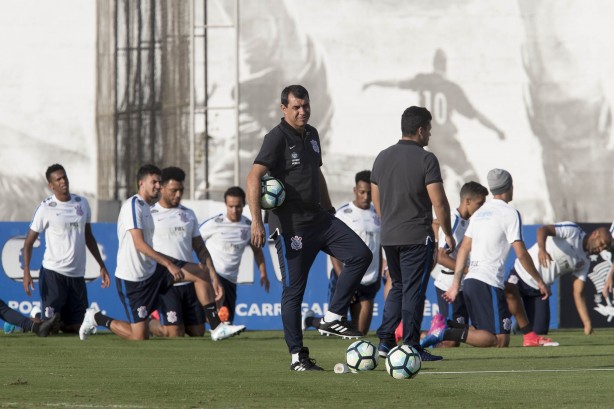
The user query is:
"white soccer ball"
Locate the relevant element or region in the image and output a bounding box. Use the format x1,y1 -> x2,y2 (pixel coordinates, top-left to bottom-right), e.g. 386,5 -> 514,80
345,340 -> 378,372
260,176 -> 286,210
385,345 -> 421,379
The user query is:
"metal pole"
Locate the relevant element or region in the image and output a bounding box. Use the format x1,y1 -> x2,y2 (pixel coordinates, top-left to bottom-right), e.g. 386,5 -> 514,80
234,0 -> 240,186
189,0 -> 196,199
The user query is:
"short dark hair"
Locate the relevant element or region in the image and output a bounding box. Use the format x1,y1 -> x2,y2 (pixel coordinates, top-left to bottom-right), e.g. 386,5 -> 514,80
355,170 -> 371,185
460,181 -> 489,200
136,164 -> 161,182
45,164 -> 66,182
401,106 -> 432,136
281,85 -> 309,106
161,166 -> 185,185
224,186 -> 246,203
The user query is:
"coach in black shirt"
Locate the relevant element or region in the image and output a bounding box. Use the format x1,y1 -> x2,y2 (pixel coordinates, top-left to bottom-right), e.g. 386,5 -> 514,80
247,85 -> 372,371
371,106 -> 455,362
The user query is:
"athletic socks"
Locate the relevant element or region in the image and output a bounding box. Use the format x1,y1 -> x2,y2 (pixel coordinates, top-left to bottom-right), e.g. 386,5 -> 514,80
443,324 -> 469,343
94,312 -> 114,329
0,299 -> 32,330
322,311 -> 342,323
203,303 -> 221,330
518,325 -> 533,335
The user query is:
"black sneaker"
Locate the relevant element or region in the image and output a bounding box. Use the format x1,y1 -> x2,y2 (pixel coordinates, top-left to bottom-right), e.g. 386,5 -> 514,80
32,313 -> 60,337
290,347 -> 324,371
377,340 -> 397,358
416,346 -> 443,362
318,318 -> 362,339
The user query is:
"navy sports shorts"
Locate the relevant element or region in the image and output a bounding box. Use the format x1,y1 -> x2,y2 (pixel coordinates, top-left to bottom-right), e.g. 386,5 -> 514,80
158,282 -> 204,326
463,278 -> 511,335
435,285 -> 468,325
39,266 -> 88,325
116,258 -> 186,324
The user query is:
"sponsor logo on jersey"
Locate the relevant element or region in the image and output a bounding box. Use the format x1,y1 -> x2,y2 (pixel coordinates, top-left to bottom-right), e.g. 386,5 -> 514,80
49,201 -> 57,207
310,140 -> 320,153
290,235 -> 303,251
137,305 -> 148,319
215,217 -> 223,223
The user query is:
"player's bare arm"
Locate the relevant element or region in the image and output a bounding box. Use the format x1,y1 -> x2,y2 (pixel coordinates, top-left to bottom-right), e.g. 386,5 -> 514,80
128,228 -> 183,281
246,163 -> 268,248
513,240 -> 550,300
22,229 -> 40,296
84,223 -> 110,288
536,224 -> 556,267
444,236 -> 471,303
251,245 -> 270,292
192,236 -> 223,301
318,169 -> 333,212
371,183 -> 381,219
426,182 -> 456,253
602,264 -> 614,298
572,277 -> 593,335
330,257 -> 343,277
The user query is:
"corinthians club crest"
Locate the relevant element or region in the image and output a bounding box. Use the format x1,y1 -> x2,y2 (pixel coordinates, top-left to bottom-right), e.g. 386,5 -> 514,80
310,140 -> 320,153
290,235 -> 303,251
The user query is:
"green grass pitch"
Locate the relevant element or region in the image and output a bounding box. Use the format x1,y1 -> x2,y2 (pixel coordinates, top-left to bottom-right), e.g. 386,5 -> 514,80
1,329 -> 613,408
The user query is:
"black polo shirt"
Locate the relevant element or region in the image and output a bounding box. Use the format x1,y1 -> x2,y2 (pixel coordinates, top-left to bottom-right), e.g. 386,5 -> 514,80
371,139 -> 443,246
254,119 -> 328,233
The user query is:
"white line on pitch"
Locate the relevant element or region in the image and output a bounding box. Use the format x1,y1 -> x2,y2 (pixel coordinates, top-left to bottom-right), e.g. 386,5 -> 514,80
420,368 -> 614,375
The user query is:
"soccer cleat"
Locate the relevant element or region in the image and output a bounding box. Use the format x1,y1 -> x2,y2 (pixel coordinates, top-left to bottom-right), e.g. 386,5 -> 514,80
210,322 -> 246,341
522,331 -> 541,347
429,313 -> 446,332
79,308 -> 99,341
318,318 -> 362,339
3,322 -> 16,334
33,313 -> 60,337
290,347 -> 324,371
416,346 -> 444,361
420,316 -> 447,348
538,335 -> 559,347
301,309 -> 315,333
377,340 -> 397,358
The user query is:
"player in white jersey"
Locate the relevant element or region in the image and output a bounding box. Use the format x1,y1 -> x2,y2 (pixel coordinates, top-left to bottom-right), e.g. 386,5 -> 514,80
199,186 -> 269,324
507,224 -> 611,340
22,164 -> 108,333
422,169 -> 549,349
148,167 -> 228,337
602,221 -> 614,300
426,181 -> 488,348
302,170 -> 382,335
78,165 -> 244,341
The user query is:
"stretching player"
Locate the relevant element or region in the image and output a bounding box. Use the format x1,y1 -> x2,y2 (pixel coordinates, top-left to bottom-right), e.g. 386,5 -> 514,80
79,164 -> 244,341
423,169 -> 549,348
22,164 -> 109,333
199,186 -> 269,324
148,167 -> 235,338
302,170 -> 382,335
507,224 -> 611,341
428,181 -> 488,348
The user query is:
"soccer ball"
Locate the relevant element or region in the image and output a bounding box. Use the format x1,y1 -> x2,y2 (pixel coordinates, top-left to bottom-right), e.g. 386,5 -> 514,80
385,345 -> 421,379
345,340 -> 378,372
260,176 -> 286,210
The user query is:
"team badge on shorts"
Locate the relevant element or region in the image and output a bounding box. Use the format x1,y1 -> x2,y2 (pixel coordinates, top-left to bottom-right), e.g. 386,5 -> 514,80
310,140 -> 320,153
45,306 -> 55,319
503,317 -> 512,331
166,311 -> 178,324
290,235 -> 303,251
137,306 -> 148,319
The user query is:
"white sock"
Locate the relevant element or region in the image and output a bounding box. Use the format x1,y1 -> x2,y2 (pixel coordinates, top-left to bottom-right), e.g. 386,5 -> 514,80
323,311 -> 342,323
291,353 -> 299,364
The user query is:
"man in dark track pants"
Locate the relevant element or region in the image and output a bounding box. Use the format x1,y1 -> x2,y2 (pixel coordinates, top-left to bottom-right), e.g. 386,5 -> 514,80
247,85 -> 372,371
372,106 -> 455,362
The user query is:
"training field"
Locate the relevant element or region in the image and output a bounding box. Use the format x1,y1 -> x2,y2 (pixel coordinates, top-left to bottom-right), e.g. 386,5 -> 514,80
1,329 -> 613,408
